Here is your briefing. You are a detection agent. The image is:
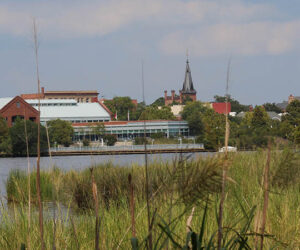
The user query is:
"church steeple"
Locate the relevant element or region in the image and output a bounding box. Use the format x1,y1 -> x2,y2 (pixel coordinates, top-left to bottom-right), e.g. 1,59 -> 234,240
182,57 -> 196,94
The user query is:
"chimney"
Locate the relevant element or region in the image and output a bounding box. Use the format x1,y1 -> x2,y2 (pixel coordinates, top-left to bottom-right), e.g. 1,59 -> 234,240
41,87 -> 45,95
171,90 -> 175,101
164,90 -> 167,99
288,94 -> 294,104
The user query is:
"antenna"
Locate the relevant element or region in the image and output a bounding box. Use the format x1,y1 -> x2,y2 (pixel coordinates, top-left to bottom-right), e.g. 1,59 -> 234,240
186,48 -> 189,62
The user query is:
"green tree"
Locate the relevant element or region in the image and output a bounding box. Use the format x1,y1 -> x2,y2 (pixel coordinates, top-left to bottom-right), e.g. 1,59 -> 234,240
214,95 -> 249,113
201,109 -> 225,150
251,106 -> 270,129
139,106 -> 175,120
104,97 -> 135,121
181,101 -> 207,136
92,123 -> 106,140
263,102 -> 283,113
151,97 -> 165,106
0,116 -> 11,154
131,102 -> 146,120
47,119 -> 74,147
9,119 -> 47,156
103,134 -> 117,146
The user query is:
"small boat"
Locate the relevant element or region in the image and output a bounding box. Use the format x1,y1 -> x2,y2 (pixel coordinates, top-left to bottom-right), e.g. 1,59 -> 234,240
218,146 -> 237,153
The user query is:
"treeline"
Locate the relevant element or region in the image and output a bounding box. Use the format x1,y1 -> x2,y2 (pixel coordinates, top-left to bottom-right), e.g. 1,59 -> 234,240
182,99 -> 300,150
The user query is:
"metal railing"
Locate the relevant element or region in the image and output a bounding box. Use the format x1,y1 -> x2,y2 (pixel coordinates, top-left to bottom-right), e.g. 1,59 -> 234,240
50,143 -> 204,152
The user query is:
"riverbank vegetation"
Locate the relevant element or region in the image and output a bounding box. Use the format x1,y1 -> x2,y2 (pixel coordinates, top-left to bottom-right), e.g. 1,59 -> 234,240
2,150 -> 300,249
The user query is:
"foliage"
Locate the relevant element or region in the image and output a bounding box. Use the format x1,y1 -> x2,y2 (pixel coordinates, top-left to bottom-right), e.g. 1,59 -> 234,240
130,102 -> 146,120
151,97 -> 165,106
47,119 -> 74,147
263,102 -> 283,113
3,151 -> 300,249
92,123 -> 106,140
139,106 -> 175,120
9,118 -> 47,156
82,139 -> 90,147
150,132 -> 165,139
181,101 -> 207,136
103,134 -> 117,146
214,95 -> 249,112
0,116 -> 11,154
104,97 -> 136,121
134,137 -> 148,145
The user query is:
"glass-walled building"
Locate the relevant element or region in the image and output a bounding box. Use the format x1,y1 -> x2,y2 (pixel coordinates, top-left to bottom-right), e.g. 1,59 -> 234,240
73,120 -> 189,141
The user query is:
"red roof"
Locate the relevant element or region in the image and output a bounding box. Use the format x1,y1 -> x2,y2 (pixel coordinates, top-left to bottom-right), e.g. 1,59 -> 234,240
21,93 -> 44,99
212,102 -> 231,114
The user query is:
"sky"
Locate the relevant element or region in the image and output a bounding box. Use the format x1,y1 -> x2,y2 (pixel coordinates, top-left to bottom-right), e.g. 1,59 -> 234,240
0,0 -> 300,105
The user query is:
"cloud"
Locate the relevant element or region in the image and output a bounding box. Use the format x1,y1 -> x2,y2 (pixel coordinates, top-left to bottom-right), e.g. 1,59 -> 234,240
0,0 -> 298,56
0,0 -> 274,38
160,21 -> 300,56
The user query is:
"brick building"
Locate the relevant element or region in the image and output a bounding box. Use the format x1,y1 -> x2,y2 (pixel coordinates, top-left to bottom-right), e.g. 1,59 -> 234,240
0,96 -> 39,127
164,59 -> 197,105
21,87 -> 99,103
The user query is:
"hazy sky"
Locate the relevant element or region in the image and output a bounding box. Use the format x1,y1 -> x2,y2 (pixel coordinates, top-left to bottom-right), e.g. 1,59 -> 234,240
0,0 -> 300,105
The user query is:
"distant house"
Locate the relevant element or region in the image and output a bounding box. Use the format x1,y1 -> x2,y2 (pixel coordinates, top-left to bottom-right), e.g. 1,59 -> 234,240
0,96 -> 39,127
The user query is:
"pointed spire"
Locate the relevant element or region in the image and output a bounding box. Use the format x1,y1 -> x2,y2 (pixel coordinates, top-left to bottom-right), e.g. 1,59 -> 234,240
182,56 -> 196,93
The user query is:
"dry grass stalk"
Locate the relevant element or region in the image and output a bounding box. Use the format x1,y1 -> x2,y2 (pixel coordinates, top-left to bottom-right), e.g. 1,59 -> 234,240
91,168 -> 100,250
45,122 -> 57,250
128,174 -> 136,238
260,142 -> 271,249
24,110 -> 31,250
33,18 -> 45,250
217,58 -> 231,250
186,207 -> 195,233
141,61 -> 152,249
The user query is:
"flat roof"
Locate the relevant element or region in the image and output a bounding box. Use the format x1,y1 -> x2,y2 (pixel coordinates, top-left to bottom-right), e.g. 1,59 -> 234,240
45,90 -> 98,94
26,99 -> 77,104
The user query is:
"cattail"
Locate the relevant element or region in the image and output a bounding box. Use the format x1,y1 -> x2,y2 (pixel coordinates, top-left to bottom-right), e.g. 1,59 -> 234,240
91,168 -> 100,250
128,174 -> 136,237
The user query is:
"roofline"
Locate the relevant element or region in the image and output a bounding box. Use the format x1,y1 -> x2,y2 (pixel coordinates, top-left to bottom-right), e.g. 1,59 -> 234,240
0,96 -> 39,115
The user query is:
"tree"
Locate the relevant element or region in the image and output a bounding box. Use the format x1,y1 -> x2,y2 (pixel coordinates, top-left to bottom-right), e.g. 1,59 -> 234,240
9,119 -> 47,156
131,102 -> 146,120
181,101 -> 207,136
104,97 -> 135,121
47,119 -> 74,147
214,95 -> 249,113
92,123 -> 106,140
103,134 -> 117,146
262,102 -> 283,113
284,99 -> 300,127
139,106 -> 175,120
0,116 -> 11,154
151,97 -> 165,106
251,106 -> 270,129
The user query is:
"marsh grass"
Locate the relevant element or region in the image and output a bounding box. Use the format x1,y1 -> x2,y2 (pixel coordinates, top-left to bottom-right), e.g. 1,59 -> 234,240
2,150 -> 300,249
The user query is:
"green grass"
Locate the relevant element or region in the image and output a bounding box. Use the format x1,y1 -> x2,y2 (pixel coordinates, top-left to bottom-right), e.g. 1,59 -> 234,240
2,150 -> 300,249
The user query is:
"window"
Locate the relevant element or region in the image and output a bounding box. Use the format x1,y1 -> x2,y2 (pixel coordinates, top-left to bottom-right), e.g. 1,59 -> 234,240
16,102 -> 20,108
86,98 -> 89,103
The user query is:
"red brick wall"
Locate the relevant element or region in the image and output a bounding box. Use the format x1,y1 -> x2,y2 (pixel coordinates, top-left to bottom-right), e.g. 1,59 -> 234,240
0,96 -> 39,127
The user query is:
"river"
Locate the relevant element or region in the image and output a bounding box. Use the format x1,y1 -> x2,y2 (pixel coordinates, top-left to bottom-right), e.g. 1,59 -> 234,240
0,152 -> 213,196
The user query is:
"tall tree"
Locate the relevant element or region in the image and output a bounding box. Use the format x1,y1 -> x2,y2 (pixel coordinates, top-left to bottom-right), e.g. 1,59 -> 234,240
139,106 -> 175,120
214,95 -> 249,113
9,119 -> 47,156
104,97 -> 135,121
0,116 -> 11,154
262,102 -> 283,113
181,101 -> 207,136
47,119 -> 74,147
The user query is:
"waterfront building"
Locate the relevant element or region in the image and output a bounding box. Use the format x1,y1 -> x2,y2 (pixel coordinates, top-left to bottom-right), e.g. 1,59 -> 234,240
25,99 -> 111,124
72,120 -> 189,141
0,96 -> 39,127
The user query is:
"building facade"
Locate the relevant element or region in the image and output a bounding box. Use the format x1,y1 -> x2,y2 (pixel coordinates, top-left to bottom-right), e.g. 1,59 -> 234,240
72,120 -> 189,141
165,59 -> 197,105
0,96 -> 39,127
21,87 -> 99,103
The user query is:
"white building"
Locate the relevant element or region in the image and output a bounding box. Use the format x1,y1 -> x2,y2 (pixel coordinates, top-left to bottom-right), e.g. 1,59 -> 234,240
26,99 -> 111,124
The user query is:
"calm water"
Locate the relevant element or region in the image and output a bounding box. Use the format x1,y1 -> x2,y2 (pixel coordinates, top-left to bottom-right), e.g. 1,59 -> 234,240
0,152 -> 212,196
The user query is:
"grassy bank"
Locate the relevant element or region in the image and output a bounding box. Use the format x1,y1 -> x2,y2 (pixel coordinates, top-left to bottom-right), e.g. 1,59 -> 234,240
2,150 -> 300,249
